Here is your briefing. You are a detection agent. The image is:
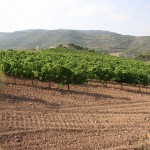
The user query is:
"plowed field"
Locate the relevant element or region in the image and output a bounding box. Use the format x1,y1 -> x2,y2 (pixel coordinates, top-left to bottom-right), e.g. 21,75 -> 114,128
0,77 -> 150,150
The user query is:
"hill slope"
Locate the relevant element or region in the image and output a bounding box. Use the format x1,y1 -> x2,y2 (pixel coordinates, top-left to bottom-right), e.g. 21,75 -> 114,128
0,29 -> 150,54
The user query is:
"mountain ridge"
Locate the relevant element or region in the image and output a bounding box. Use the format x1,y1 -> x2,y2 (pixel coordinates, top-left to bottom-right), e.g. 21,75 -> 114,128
0,29 -> 150,55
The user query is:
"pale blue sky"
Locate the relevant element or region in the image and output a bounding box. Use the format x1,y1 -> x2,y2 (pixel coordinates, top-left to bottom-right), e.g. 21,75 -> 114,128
0,0 -> 150,36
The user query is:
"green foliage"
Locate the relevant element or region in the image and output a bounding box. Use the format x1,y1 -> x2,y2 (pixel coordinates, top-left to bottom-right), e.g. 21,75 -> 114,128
50,65 -> 73,85
1,29 -> 150,56
0,48 -> 150,89
135,52 -> 150,62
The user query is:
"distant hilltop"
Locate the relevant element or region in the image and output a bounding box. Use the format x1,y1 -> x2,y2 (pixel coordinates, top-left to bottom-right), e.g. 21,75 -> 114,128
0,29 -> 150,56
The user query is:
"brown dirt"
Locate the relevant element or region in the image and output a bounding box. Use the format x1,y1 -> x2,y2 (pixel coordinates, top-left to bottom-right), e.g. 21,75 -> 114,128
0,77 -> 150,150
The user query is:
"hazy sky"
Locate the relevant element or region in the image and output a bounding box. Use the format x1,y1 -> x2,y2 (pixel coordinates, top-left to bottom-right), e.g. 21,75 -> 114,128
0,0 -> 150,36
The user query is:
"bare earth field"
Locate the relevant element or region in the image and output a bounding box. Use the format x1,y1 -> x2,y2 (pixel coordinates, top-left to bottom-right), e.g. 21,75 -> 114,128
0,77 -> 150,150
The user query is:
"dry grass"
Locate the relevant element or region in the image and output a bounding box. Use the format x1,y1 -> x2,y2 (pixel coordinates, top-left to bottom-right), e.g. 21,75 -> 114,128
109,52 -> 124,57
0,71 -> 5,95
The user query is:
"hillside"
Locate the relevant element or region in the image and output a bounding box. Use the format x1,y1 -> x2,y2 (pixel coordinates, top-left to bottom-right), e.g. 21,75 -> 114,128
0,29 -> 150,55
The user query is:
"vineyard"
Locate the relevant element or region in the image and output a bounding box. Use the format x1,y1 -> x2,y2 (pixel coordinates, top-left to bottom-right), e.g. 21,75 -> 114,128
1,49 -> 150,149
0,48 -> 150,89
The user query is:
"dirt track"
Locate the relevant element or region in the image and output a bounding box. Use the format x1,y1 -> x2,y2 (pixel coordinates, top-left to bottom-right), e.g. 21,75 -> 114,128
0,77 -> 150,150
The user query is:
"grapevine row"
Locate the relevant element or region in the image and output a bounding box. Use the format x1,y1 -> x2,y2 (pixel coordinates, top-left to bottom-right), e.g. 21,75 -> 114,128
0,49 -> 150,90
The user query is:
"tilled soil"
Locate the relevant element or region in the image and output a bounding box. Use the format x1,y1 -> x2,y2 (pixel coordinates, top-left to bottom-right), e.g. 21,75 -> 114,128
0,77 -> 150,150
